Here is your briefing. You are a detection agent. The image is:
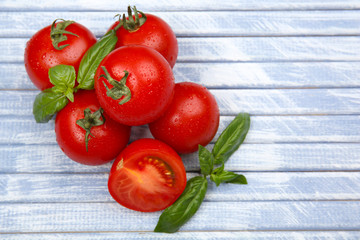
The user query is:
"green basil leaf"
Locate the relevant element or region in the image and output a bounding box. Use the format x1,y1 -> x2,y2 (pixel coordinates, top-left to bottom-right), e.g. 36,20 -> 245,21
198,145 -> 214,176
49,64 -> 76,89
154,176 -> 208,233
210,170 -> 247,187
77,30 -> 118,90
33,89 -> 68,123
48,65 -> 75,102
212,113 -> 250,165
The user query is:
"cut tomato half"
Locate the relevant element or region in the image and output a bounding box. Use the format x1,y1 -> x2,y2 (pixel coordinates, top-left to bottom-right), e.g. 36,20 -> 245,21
108,138 -> 187,212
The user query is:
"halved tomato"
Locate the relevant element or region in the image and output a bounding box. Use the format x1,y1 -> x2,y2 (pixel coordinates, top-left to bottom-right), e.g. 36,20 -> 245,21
108,138 -> 187,212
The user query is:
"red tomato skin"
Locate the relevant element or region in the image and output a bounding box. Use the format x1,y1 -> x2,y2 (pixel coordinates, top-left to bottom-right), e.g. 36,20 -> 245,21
109,13 -> 178,68
94,45 -> 175,126
24,22 -> 97,90
149,82 -> 220,154
108,138 -> 187,212
55,90 -> 131,165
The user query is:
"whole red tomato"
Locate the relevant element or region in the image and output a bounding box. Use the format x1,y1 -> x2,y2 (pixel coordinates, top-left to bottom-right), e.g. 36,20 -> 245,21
94,45 -> 175,126
24,20 -> 97,90
55,90 -> 131,165
109,8 -> 178,68
149,82 -> 220,154
108,138 -> 187,212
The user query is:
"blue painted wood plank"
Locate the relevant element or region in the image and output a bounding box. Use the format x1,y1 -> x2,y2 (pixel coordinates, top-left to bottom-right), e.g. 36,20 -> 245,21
1,201 -> 360,232
2,37 -> 360,63
3,62 -> 360,90
1,115 -> 360,146
1,0 -> 360,11
1,172 -> 360,203
2,89 -> 360,116
1,11 -> 360,38
2,231 -> 360,240
1,143 -> 360,173
0,0 -> 359,237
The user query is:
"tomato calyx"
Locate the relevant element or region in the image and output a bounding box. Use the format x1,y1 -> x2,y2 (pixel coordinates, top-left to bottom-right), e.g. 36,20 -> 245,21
115,5 -> 147,32
76,107 -> 105,151
100,66 -> 132,105
50,19 -> 79,50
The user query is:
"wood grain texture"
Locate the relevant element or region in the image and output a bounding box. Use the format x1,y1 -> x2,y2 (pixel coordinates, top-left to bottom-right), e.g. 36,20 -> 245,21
1,0 -> 360,11
2,89 -> 360,116
1,11 -> 360,38
1,201 -> 360,232
1,0 -> 359,238
2,172 -> 360,203
2,231 -> 360,240
2,37 -> 360,63
1,143 -> 360,173
1,115 -> 360,146
2,62 -> 360,90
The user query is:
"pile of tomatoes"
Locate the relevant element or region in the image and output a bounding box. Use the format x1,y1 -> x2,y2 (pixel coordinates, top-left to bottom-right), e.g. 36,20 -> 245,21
24,7 -> 220,213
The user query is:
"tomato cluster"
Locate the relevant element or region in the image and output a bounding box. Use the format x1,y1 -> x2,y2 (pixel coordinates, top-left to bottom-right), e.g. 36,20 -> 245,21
25,6 -> 219,213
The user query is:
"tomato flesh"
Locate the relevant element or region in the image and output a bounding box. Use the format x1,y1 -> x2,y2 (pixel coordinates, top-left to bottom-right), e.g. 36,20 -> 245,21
108,139 -> 187,212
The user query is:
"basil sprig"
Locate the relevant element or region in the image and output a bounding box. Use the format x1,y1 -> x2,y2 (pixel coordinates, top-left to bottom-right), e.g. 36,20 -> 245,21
33,65 -> 75,123
154,113 -> 251,233
33,20 -> 122,123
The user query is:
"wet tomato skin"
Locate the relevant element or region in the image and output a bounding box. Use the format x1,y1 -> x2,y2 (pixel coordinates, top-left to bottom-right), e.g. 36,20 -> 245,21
149,82 -> 220,154
109,13 -> 178,68
108,138 -> 187,212
55,90 -> 131,165
24,22 -> 97,90
94,45 -> 175,126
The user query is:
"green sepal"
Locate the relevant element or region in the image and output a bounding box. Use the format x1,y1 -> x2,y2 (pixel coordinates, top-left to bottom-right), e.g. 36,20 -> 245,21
76,108 -> 106,151
115,5 -> 147,32
100,66 -> 131,105
50,19 -> 79,50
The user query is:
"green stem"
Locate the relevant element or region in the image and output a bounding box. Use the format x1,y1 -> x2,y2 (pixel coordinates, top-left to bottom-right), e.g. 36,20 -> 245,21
114,5 -> 147,32
50,19 -> 79,50
100,66 -> 132,105
76,108 -> 106,151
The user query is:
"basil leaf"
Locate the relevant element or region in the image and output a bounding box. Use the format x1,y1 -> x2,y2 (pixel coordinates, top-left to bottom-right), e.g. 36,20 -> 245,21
210,170 -> 247,187
48,65 -> 76,102
198,145 -> 214,176
77,30 -> 118,90
49,64 -> 76,88
33,89 -> 68,123
154,176 -> 208,233
212,113 -> 250,165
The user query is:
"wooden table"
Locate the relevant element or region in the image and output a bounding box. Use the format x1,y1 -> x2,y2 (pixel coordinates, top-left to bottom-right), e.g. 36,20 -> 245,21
1,1 -> 360,239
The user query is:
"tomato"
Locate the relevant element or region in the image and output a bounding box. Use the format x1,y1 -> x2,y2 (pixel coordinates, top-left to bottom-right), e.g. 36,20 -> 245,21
24,20 -> 97,90
108,138 -> 187,212
55,90 -> 131,165
109,10 -> 178,68
149,82 -> 220,154
94,45 -> 175,126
